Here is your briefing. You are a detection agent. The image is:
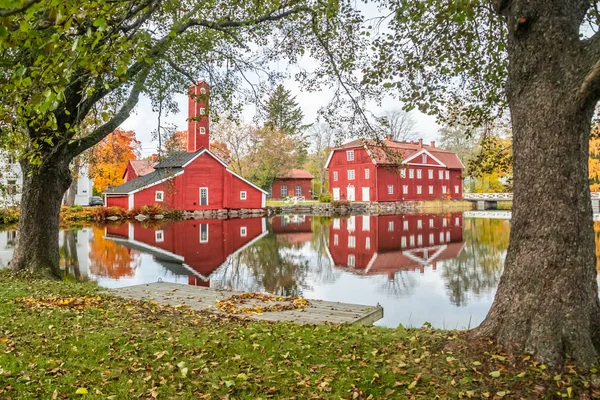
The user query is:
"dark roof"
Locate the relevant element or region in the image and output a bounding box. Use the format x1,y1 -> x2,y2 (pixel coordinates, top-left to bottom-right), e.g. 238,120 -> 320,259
104,168 -> 183,195
154,150 -> 204,169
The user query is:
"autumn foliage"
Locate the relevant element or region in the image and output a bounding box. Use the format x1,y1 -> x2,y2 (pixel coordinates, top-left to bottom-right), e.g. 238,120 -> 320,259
88,129 -> 140,193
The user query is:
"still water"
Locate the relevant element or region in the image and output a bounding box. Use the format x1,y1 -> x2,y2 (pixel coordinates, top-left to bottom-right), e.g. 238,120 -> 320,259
0,212 -> 516,328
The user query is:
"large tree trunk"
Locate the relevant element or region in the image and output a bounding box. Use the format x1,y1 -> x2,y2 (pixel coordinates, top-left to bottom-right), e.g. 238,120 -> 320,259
9,157 -> 72,278
474,1 -> 600,367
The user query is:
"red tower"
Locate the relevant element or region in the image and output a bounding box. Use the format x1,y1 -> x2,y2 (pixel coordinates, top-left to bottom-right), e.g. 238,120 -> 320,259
187,81 -> 210,153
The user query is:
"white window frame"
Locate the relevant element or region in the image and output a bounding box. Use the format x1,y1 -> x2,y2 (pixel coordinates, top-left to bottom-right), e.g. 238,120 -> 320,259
417,234 -> 423,246
199,127 -> 206,134
364,168 -> 370,179
446,231 -> 451,242
403,220 -> 409,231
455,217 -> 460,226
403,185 -> 408,194
429,186 -> 434,194
429,233 -> 435,245
281,185 -> 288,198
387,185 -> 394,195
428,169 -> 433,179
200,107 -> 206,115
334,234 -> 339,246
409,235 -> 415,247
346,150 -> 355,161
362,216 -> 370,231
155,191 -> 164,202
348,255 -> 356,267
440,231 -> 445,243
240,191 -> 247,200
401,236 -> 407,248
443,218 -> 447,227
442,185 -> 447,194
348,169 -> 355,180
348,236 -> 356,248
295,185 -> 302,197
416,169 -> 422,179
333,218 -> 341,230
417,185 -> 422,194
422,154 -> 427,163
388,221 -> 394,232
155,230 -> 164,242
333,171 -> 338,181
200,187 -> 209,206
200,224 -> 209,243
455,185 -> 460,194
240,226 -> 247,237
429,219 -> 434,228
365,237 -> 371,250
400,169 -> 406,178
409,169 -> 414,179
445,170 -> 450,180
439,170 -> 444,179
417,219 -> 422,229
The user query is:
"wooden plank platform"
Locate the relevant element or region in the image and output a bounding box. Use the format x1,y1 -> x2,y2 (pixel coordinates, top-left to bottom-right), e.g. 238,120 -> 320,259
105,282 -> 383,325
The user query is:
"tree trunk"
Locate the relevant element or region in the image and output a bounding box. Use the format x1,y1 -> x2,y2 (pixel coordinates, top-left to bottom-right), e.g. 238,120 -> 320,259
9,157 -> 72,278
474,1 -> 600,367
63,174 -> 77,207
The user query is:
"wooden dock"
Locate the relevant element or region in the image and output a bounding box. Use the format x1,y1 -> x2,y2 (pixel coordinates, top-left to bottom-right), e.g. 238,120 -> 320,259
106,282 -> 383,325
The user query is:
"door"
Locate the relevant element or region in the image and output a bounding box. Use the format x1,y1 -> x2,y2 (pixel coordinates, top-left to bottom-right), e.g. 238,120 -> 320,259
333,188 -> 340,201
200,187 -> 208,206
347,186 -> 355,201
362,187 -> 370,202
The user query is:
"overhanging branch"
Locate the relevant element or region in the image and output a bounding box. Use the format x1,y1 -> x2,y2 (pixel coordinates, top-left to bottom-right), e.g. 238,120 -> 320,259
0,0 -> 42,17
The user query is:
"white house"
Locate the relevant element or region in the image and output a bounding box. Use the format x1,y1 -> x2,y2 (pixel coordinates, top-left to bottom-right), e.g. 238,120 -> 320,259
0,151 -> 93,207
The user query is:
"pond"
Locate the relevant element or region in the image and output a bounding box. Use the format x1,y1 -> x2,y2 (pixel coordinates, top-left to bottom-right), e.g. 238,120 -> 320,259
0,211 -> 566,329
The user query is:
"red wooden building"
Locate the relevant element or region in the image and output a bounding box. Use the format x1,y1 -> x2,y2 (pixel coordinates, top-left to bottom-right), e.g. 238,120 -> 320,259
123,156 -> 158,182
105,218 -> 267,286
271,215 -> 313,246
325,137 -> 464,202
105,82 -> 267,210
271,169 -> 314,199
326,212 -> 464,279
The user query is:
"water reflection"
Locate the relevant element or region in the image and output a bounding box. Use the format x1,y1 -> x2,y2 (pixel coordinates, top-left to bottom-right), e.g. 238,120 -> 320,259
0,212 -> 520,328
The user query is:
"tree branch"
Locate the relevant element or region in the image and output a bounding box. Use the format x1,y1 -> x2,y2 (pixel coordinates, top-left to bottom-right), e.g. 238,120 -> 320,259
0,0 -> 42,17
68,68 -> 151,157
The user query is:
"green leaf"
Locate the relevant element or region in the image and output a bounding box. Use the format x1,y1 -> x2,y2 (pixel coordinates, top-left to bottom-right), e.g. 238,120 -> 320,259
93,18 -> 106,28
489,370 -> 500,378
224,380 -> 235,387
75,387 -> 88,395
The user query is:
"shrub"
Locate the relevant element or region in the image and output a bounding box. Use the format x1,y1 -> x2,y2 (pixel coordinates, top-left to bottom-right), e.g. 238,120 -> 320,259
130,204 -> 165,217
318,193 -> 333,203
0,208 -> 19,224
72,204 -> 84,212
331,200 -> 351,208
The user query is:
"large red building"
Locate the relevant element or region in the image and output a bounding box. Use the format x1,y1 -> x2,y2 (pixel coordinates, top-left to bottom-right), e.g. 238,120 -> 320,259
105,82 -> 267,210
325,138 -> 464,202
105,218 -> 267,286
326,212 -> 464,279
270,169 -> 314,200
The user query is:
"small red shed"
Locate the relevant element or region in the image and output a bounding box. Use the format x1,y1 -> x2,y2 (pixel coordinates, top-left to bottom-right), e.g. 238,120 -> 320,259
271,169 -> 314,199
104,81 -> 268,210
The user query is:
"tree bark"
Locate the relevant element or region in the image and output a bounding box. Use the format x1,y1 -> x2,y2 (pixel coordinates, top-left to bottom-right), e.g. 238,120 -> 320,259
9,156 -> 72,278
473,1 -> 600,367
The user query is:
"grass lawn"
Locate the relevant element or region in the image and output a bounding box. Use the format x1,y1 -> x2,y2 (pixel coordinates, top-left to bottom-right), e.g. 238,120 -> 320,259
0,273 -> 597,399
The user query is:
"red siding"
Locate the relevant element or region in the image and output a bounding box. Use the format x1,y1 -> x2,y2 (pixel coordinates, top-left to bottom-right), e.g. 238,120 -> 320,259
123,164 -> 137,182
228,174 -> 264,208
327,148 -> 376,201
328,213 -> 464,278
271,178 -> 312,199
106,195 -> 129,208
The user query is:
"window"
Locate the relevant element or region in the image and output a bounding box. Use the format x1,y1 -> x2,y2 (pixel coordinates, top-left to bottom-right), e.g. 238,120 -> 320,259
348,170 -> 355,180
443,218 -> 447,227
417,234 -> 423,246
401,236 -> 407,248
365,237 -> 371,250
348,255 -> 356,267
440,232 -> 445,243
200,224 -> 209,243
200,187 -> 208,205
347,216 -> 356,232
348,236 -> 356,248
409,169 -> 414,179
296,185 -> 302,197
388,221 -> 395,231
362,216 -> 370,231
428,169 -> 433,179
417,219 -> 422,229
364,169 -> 370,179
200,107 -> 206,115
429,219 -> 434,228
333,171 -> 338,181
334,234 -> 339,246
155,230 -> 164,242
442,186 -> 447,194
281,185 -> 288,198
7,155 -> 15,164
387,185 -> 394,194
446,231 -> 451,242
403,185 -> 409,194
200,127 -> 206,134
240,191 -> 247,200
403,220 -> 409,231
416,169 -> 422,179
455,185 -> 460,194
409,235 -> 415,246
422,154 -> 427,163
455,217 -> 460,226
429,186 -> 434,194
346,150 -> 354,161
400,169 -> 406,178
429,233 -> 434,245
333,218 -> 341,230
155,191 -> 164,202
439,170 -> 444,179
240,227 -> 247,237
445,170 -> 450,180
6,180 -> 17,195
200,87 -> 206,94
417,185 -> 422,194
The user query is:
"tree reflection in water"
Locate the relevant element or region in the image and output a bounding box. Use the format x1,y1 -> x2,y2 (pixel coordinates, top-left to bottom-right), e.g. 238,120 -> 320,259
378,271 -> 416,297
88,225 -> 141,278
441,218 -> 509,306
59,230 -> 82,280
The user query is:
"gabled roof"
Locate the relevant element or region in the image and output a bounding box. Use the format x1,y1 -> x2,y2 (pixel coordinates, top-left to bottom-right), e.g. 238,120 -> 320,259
276,169 -> 314,180
325,139 -> 464,170
126,160 -> 157,178
154,151 -> 202,169
105,168 -> 183,195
